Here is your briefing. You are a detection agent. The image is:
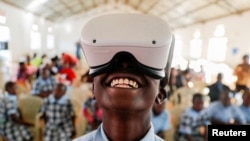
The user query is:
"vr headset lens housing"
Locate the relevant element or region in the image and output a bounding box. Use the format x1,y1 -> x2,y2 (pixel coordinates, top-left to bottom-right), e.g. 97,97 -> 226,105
81,13 -> 174,79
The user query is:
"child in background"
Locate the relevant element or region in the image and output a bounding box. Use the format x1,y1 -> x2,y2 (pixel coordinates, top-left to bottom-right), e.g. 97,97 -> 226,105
31,67 -> 57,98
58,62 -> 76,86
239,88 -> 250,124
151,100 -> 171,139
83,97 -> 102,133
39,83 -> 76,141
0,81 -> 33,141
206,90 -> 246,125
16,61 -> 31,93
178,93 -> 209,141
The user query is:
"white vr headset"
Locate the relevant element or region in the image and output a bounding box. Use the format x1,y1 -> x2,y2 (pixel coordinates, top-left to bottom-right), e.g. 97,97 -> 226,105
80,13 -> 175,79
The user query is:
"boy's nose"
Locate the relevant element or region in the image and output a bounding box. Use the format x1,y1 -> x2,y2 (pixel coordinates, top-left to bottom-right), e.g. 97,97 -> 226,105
120,61 -> 130,69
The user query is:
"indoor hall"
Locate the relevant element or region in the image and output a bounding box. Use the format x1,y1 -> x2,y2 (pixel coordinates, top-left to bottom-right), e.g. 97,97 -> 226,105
0,0 -> 250,141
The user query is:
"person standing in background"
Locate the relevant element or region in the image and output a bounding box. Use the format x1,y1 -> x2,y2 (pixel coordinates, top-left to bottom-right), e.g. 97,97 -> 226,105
16,61 -> 32,93
75,41 -> 82,61
234,54 -> 250,92
207,73 -> 231,102
39,83 -> 76,141
58,62 -> 76,86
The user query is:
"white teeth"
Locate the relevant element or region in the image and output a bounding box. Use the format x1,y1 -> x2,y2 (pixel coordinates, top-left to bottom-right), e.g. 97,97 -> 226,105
110,78 -> 139,88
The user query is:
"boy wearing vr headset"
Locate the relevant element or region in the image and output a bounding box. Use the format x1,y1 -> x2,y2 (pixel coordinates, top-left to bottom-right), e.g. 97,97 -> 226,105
73,13 -> 175,141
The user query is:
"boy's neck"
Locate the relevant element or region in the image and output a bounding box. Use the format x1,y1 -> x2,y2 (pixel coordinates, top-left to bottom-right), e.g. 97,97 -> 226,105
54,95 -> 63,100
102,110 -> 151,141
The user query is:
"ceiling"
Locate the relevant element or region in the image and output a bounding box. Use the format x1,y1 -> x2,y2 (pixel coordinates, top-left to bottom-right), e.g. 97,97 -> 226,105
1,0 -> 250,29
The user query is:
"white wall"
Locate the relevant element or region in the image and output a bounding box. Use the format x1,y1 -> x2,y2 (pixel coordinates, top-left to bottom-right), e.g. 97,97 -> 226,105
173,11 -> 250,68
54,4 -> 138,56
0,1 -> 57,62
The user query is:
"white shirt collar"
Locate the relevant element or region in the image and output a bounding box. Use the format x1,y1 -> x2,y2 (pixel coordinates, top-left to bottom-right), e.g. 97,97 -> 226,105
48,94 -> 68,104
5,93 -> 17,102
100,122 -> 156,141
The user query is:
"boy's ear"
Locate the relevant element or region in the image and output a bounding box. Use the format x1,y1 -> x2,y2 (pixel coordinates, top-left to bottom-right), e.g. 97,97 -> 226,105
92,83 -> 94,93
92,83 -> 95,98
155,88 -> 168,104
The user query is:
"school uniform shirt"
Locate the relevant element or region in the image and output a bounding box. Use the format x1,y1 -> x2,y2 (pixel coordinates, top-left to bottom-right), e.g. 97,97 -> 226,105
151,110 -> 171,134
31,76 -> 57,95
178,107 -> 210,136
0,93 -> 33,141
205,101 -> 246,124
40,94 -> 75,141
239,105 -> 250,124
73,123 -> 164,141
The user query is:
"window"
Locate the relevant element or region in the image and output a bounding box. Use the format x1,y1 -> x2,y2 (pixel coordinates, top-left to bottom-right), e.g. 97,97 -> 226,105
172,38 -> 188,69
190,39 -> 202,59
207,37 -> 228,62
0,11 -> 6,24
30,24 -> 41,50
0,15 -> 6,24
47,34 -> 54,49
207,24 -> 227,62
0,25 -> 11,79
46,27 -> 54,49
0,25 -> 9,50
190,29 -> 202,59
173,39 -> 182,57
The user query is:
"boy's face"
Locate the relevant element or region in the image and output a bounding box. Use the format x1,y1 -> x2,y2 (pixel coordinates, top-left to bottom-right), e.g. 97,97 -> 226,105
93,61 -> 160,112
220,92 -> 231,106
42,69 -> 49,79
243,56 -> 249,64
193,98 -> 204,111
54,84 -> 65,98
8,84 -> 17,95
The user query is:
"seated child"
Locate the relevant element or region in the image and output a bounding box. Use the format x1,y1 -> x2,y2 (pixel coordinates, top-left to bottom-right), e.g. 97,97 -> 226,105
39,83 -> 76,141
239,88 -> 250,124
83,97 -> 102,133
206,90 -> 246,125
178,93 -> 209,141
0,81 -> 33,141
151,88 -> 171,139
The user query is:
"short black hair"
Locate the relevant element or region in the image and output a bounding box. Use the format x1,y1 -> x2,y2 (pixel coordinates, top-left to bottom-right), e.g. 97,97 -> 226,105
51,56 -> 59,62
5,81 -> 15,91
19,62 -> 25,66
57,83 -> 67,92
243,54 -> 249,59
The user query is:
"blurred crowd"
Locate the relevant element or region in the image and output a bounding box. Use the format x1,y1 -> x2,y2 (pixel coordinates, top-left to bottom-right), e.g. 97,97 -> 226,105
160,54 -> 250,141
0,53 -> 250,141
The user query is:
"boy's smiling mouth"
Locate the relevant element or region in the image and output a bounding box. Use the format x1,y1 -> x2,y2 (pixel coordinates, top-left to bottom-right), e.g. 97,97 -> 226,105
110,78 -> 139,89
